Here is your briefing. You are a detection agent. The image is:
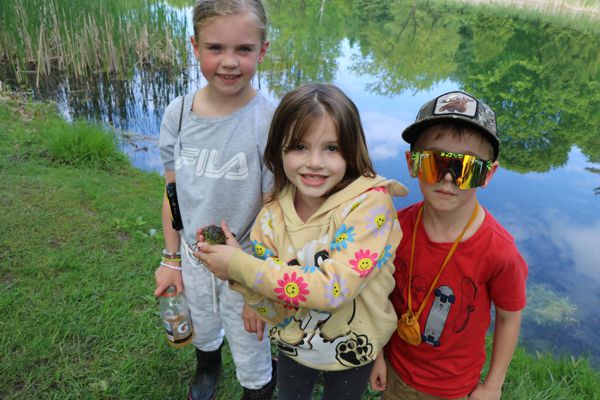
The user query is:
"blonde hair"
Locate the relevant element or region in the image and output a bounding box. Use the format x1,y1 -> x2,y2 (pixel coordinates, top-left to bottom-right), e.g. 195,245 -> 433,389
264,83 -> 376,202
192,0 -> 267,42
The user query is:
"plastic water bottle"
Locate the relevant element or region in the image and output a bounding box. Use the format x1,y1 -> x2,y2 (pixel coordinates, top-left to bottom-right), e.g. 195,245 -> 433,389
159,286 -> 194,347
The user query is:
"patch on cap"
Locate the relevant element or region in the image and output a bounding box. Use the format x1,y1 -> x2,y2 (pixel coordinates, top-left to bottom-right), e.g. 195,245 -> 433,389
402,90 -> 500,160
433,92 -> 477,117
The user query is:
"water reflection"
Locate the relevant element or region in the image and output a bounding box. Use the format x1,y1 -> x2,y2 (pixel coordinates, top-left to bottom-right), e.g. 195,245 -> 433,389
551,217 -> 600,280
2,0 -> 600,367
527,284 -> 577,326
467,148 -> 600,364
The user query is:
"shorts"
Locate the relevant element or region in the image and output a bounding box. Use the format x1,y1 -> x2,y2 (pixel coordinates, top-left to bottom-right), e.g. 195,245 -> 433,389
382,359 -> 468,400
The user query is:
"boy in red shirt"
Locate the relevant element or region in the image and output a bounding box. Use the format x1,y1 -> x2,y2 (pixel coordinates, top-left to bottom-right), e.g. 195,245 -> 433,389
370,91 -> 528,400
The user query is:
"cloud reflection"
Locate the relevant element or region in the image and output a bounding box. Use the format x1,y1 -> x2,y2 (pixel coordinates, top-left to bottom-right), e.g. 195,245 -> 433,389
550,217 -> 600,280
362,110 -> 411,160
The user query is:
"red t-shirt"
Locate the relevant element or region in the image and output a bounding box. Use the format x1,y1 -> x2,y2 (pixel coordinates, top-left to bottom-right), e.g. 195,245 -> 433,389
385,202 -> 528,398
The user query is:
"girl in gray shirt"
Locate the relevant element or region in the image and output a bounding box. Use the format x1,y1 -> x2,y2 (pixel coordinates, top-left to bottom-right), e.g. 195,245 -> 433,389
154,1 -> 276,399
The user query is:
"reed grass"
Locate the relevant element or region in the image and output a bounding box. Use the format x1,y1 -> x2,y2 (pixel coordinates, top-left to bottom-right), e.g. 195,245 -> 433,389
0,0 -> 189,86
456,0 -> 600,16
2,0 -> 598,89
447,0 -> 600,31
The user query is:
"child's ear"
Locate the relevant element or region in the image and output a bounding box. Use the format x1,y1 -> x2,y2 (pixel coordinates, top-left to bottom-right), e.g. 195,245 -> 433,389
481,160 -> 500,188
190,35 -> 200,59
258,40 -> 270,64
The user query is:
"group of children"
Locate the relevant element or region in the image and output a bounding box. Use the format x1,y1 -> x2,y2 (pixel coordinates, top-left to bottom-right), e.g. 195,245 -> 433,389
153,1 -> 528,400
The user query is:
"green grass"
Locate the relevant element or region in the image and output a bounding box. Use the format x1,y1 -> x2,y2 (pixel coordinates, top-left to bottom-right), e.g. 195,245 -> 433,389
1,92 -> 599,399
43,119 -> 130,170
0,0 -> 189,84
443,0 -> 600,32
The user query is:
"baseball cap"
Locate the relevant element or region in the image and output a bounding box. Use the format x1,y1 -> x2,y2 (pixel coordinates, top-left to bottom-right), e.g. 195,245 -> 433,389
401,91 -> 500,160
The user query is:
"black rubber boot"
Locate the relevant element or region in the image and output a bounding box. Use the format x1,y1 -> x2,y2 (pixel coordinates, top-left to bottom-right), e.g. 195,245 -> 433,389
188,345 -> 222,400
240,358 -> 277,400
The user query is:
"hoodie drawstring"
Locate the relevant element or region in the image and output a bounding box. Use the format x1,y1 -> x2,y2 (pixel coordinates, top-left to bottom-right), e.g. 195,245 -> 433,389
183,243 -> 219,314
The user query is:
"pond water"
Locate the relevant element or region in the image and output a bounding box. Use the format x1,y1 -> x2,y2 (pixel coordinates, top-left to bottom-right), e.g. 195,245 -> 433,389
3,1 -> 600,367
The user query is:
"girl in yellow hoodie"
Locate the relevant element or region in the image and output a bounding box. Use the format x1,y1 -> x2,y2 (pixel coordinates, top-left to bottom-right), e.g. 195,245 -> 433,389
194,82 -> 408,400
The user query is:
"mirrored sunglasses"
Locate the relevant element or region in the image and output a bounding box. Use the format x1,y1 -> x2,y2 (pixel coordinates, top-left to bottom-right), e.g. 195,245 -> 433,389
405,150 -> 492,190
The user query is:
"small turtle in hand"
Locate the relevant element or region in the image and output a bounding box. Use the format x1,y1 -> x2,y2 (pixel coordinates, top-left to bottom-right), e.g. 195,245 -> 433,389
203,225 -> 226,245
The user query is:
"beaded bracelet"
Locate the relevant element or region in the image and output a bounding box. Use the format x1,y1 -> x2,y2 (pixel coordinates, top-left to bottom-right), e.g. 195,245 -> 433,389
160,261 -> 182,271
161,256 -> 181,263
162,249 -> 181,259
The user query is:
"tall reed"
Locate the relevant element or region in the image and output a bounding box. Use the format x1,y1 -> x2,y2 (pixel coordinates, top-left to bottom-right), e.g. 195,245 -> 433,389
0,0 -> 190,87
450,0 -> 600,25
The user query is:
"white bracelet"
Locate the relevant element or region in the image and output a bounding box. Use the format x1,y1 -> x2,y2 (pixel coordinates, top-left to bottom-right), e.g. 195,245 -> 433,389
160,261 -> 182,271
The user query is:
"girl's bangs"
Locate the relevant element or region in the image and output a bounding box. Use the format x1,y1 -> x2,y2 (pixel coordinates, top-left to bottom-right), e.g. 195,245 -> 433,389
283,109 -> 329,150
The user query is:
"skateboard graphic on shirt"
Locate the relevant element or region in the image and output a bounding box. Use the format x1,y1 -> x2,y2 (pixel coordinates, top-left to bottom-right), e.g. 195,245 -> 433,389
422,285 -> 455,347
409,274 -> 477,347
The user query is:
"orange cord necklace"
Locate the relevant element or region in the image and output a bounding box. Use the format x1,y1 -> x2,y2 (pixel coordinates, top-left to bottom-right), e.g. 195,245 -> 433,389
397,200 -> 479,345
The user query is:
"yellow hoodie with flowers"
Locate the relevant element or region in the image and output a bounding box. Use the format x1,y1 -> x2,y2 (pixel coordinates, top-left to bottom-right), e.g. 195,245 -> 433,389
228,175 -> 407,371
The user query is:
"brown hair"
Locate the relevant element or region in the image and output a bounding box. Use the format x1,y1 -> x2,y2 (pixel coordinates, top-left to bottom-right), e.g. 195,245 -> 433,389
413,121 -> 496,161
192,0 -> 267,42
264,83 -> 375,202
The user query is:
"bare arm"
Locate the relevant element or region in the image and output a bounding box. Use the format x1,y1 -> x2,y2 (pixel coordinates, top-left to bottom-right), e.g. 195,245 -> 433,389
154,170 -> 184,296
369,351 -> 388,392
469,307 -> 521,400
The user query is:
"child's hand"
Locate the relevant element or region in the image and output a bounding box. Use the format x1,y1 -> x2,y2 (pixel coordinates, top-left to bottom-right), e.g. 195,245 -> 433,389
369,353 -> 387,392
195,221 -> 240,248
243,303 -> 265,342
154,265 -> 183,296
468,382 -> 501,400
193,242 -> 235,280
220,221 -> 241,248
193,221 -> 239,279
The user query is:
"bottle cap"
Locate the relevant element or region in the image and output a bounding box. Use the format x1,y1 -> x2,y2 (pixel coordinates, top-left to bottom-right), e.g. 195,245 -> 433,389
161,286 -> 177,297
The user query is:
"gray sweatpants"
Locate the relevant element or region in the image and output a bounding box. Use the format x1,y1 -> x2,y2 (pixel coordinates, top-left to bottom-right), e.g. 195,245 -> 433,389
181,247 -> 273,390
